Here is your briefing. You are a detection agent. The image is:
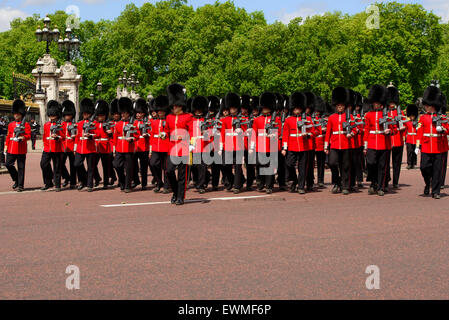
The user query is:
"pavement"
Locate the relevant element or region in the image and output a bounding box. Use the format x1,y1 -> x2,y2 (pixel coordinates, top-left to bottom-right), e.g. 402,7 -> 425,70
0,145 -> 448,300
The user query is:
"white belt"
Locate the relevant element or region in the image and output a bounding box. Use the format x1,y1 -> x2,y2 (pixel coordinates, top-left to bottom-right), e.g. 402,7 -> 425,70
118,137 -> 128,140
66,137 -> 73,140
46,137 -> 60,140
226,133 -> 239,136
333,131 -> 345,135
316,135 -> 324,138
80,137 -> 92,140
423,133 -> 442,137
258,133 -> 269,137
407,133 -> 417,136
370,130 -> 385,134
139,136 -> 150,139
95,139 -> 109,141
290,134 -> 302,137
193,136 -> 205,139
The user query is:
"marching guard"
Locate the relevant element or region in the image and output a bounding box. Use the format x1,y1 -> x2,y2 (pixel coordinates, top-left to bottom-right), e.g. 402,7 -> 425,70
94,100 -> 113,190
133,98 -> 151,190
61,100 -> 78,188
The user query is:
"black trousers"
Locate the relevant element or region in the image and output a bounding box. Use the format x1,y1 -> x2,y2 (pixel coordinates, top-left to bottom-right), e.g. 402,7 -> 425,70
286,151 -> 309,190
211,163 -> 222,188
328,149 -> 351,190
353,147 -> 364,184
389,146 -> 404,186
315,151 -> 326,185
166,156 -> 189,200
223,151 -> 243,190
277,151 -> 287,187
420,152 -> 445,195
74,153 -> 96,188
406,143 -> 417,167
95,153 -> 111,187
113,152 -> 135,190
0,135 -> 5,164
306,150 -> 315,188
31,133 -> 37,149
150,151 -> 170,189
110,153 -> 117,182
366,149 -> 390,191
245,150 -> 256,188
40,152 -> 63,188
6,153 -> 26,188
192,153 -> 208,189
257,152 -> 277,189
62,152 -> 77,186
443,152 -> 448,188
133,151 -> 149,187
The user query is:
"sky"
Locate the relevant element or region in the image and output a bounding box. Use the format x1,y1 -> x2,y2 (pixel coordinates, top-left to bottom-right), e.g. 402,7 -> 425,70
0,0 -> 448,32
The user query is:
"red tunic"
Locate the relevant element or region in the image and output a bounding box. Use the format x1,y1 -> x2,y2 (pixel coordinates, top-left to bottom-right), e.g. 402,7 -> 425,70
282,115 -> 316,152
325,113 -> 357,150
417,114 -> 449,154
166,113 -> 193,157
363,111 -> 397,150
251,114 -> 281,153
113,120 -> 139,153
190,117 -> 214,154
313,116 -> 325,152
150,118 -> 170,153
75,120 -> 97,154
404,121 -> 418,145
95,122 -> 112,154
134,119 -> 151,152
5,121 -> 31,155
388,109 -> 405,148
220,115 -> 247,152
42,121 -> 65,153
62,121 -> 76,152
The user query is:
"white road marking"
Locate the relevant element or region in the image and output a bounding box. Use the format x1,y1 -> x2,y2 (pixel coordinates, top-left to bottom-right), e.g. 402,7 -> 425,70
101,195 -> 271,208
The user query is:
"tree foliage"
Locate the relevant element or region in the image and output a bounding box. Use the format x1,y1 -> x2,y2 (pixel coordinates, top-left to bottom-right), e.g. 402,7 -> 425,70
0,0 -> 447,105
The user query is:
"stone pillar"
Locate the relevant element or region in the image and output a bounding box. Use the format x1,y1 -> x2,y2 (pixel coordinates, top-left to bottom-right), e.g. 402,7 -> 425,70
31,54 -> 60,124
58,61 -> 82,120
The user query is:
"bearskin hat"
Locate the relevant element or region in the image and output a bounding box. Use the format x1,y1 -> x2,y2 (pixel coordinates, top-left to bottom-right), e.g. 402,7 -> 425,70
314,96 -> 326,114
304,92 -> 316,112
275,93 -> 285,112
241,94 -> 251,110
440,93 -> 447,114
367,85 -> 388,106
191,96 -> 208,115
46,100 -> 61,117
354,92 -> 363,107
167,83 -> 187,109
12,99 -> 26,115
208,96 -> 220,113
422,86 -> 443,112
332,87 -> 349,107
289,92 -> 307,111
134,98 -> 148,115
153,95 -> 169,113
251,96 -> 260,110
62,100 -> 76,117
259,92 -> 276,111
406,104 -> 418,118
347,89 -> 356,107
80,98 -> 95,115
386,86 -> 400,106
118,97 -> 133,114
110,99 -> 119,114
282,94 -> 289,110
95,100 -> 110,116
224,92 -> 241,111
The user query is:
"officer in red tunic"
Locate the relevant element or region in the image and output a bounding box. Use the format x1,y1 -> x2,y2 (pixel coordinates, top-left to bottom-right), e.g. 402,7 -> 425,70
416,86 -> 449,199
93,100 -> 113,190
61,100 -> 78,189
206,96 -> 223,191
74,98 -> 97,191
251,92 -> 281,194
353,92 -> 366,188
149,96 -> 170,194
274,93 -> 288,191
386,85 -> 406,189
133,98 -> 151,190
40,100 -> 65,192
189,96 -> 211,194
109,98 -> 120,186
282,92 -> 316,194
304,92 -> 318,191
166,83 -> 193,205
113,97 -> 139,193
219,93 -> 246,193
404,104 -> 419,169
363,85 -> 398,196
241,94 -> 257,191
5,99 -> 31,192
325,87 -> 357,195
313,96 -> 328,189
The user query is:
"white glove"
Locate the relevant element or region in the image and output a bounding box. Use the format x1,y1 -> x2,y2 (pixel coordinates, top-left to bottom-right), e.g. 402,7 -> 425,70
189,145 -> 195,152
415,148 -> 420,156
436,126 -> 443,133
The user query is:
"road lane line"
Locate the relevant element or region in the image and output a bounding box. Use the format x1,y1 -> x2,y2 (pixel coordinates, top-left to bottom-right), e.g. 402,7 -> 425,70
101,195 -> 271,208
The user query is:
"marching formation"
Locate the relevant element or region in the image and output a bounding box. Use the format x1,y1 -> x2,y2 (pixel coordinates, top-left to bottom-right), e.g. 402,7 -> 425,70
3,82 -> 448,204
